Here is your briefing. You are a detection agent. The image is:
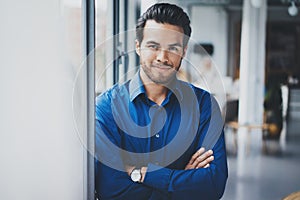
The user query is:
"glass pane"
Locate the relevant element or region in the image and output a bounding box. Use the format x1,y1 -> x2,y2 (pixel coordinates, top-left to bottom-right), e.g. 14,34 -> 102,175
95,0 -> 110,94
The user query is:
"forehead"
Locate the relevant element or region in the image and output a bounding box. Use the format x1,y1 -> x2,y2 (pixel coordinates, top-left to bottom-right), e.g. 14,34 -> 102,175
142,20 -> 185,45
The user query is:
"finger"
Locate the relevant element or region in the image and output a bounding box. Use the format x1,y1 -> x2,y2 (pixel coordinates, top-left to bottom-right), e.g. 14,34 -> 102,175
185,164 -> 193,170
194,150 -> 213,164
205,149 -> 213,157
204,164 -> 210,168
189,147 -> 205,165
186,155 -> 214,170
196,155 -> 214,169
190,149 -> 212,169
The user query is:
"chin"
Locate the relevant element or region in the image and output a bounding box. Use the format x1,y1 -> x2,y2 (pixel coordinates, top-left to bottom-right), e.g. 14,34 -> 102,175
152,75 -> 176,85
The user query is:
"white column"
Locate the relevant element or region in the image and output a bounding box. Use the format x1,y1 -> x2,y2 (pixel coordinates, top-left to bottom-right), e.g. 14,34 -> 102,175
238,0 -> 267,125
237,0 -> 267,176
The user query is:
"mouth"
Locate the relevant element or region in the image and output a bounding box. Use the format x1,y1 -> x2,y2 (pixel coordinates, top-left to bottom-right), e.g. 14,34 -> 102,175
152,64 -> 173,70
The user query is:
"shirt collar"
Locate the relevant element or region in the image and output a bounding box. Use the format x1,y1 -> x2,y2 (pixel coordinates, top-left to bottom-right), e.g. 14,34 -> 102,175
129,70 -> 184,102
129,70 -> 145,102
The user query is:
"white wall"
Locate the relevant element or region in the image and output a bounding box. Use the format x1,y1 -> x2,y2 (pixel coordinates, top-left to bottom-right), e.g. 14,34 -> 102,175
182,6 -> 229,109
190,6 -> 228,76
0,1 -> 84,200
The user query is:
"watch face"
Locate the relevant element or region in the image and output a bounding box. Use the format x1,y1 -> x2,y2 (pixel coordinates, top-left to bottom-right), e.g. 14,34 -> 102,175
131,169 -> 141,182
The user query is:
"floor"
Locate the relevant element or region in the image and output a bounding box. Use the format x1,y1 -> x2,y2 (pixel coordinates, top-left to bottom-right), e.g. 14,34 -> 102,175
222,119 -> 300,200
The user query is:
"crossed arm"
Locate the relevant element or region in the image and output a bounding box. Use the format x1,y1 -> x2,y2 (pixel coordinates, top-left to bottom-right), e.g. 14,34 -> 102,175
95,125 -> 227,200
95,92 -> 228,199
125,147 -> 214,182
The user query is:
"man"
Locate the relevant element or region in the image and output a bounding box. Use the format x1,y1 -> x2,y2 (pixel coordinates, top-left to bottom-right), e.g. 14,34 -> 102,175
95,3 -> 227,200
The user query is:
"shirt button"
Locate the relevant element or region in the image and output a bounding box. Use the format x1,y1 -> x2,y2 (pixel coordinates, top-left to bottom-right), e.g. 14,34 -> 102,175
155,134 -> 160,138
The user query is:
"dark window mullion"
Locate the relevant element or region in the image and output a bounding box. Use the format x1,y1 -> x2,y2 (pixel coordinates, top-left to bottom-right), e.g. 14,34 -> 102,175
113,0 -> 120,84
124,0 -> 129,79
83,0 -> 95,199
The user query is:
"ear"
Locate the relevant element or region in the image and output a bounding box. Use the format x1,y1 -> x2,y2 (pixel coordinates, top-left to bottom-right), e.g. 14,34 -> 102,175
135,40 -> 141,56
182,46 -> 188,58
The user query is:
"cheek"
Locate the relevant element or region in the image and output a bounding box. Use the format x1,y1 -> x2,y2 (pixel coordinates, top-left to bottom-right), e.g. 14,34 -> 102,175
140,50 -> 156,62
170,51 -> 184,60
170,54 -> 183,65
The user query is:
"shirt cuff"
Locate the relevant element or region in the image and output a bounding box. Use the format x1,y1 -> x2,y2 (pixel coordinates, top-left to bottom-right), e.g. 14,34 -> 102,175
143,163 -> 172,191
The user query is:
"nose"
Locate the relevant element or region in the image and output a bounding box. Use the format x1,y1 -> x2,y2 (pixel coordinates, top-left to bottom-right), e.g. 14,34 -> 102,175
156,49 -> 169,63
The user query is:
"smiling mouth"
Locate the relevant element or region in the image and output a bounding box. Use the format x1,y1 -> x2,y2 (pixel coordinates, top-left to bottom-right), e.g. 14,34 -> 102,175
153,64 -> 172,70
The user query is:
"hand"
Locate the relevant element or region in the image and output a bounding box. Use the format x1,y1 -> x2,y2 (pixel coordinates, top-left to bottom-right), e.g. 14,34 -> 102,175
125,165 -> 136,176
140,167 -> 147,182
125,165 -> 147,183
185,147 -> 214,170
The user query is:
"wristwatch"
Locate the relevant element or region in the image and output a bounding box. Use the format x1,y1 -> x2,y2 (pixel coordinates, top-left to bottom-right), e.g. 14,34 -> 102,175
130,168 -> 142,182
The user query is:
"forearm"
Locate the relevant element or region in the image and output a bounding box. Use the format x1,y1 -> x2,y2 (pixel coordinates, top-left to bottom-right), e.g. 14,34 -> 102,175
143,162 -> 227,197
95,162 -> 154,199
141,135 -> 228,199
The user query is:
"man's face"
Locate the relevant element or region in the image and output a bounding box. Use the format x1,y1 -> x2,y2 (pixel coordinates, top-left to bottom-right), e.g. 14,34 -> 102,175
136,20 -> 187,85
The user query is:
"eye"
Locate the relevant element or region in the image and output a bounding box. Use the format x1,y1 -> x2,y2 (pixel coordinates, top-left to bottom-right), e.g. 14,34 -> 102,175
169,46 -> 179,52
147,44 -> 159,50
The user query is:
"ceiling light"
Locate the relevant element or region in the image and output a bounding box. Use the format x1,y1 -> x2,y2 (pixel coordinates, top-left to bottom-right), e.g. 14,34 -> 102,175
251,0 -> 262,8
288,1 -> 298,16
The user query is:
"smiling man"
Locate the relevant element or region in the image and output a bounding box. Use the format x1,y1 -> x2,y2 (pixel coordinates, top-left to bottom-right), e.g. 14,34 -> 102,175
95,3 -> 228,200
137,21 -> 185,84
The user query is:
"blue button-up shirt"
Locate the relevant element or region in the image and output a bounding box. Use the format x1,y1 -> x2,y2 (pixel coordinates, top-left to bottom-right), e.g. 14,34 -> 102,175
95,71 -> 228,200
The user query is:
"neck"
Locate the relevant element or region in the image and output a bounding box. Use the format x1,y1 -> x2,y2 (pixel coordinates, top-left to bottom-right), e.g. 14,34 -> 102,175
145,83 -> 168,105
139,70 -> 169,105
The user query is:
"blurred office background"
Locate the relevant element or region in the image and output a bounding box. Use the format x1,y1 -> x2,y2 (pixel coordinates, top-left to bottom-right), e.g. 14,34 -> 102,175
1,0 -> 300,199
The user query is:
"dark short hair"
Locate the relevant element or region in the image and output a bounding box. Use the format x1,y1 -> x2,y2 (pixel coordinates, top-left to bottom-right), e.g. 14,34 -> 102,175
136,3 -> 191,47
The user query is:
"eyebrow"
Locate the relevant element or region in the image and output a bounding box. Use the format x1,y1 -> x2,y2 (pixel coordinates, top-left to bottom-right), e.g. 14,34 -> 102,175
169,43 -> 182,48
146,41 -> 182,47
145,41 -> 160,45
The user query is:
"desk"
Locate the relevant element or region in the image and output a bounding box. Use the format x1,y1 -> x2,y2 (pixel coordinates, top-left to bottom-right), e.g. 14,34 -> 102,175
226,121 -> 270,154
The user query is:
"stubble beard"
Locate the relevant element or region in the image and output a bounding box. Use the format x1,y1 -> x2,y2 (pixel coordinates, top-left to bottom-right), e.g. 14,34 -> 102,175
141,64 -> 177,85
141,59 -> 182,85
